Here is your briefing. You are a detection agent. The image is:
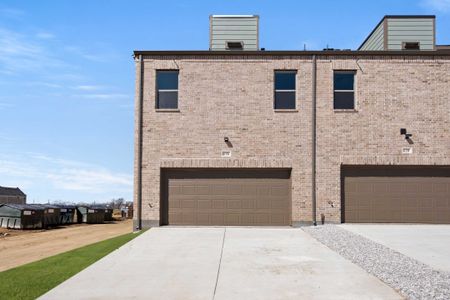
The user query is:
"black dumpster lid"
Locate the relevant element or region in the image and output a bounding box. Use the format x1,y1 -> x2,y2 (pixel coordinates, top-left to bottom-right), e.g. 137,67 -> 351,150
0,203 -> 45,211
55,204 -> 76,209
30,204 -> 60,209
90,205 -> 106,210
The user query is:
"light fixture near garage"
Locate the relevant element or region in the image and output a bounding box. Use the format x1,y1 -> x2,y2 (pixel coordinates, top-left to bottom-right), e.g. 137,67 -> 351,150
224,136 -> 233,148
400,128 -> 414,145
400,128 -> 412,140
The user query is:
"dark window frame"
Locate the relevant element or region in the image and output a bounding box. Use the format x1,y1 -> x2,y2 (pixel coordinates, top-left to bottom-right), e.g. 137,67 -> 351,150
156,70 -> 179,110
333,70 -> 356,110
274,70 -> 297,110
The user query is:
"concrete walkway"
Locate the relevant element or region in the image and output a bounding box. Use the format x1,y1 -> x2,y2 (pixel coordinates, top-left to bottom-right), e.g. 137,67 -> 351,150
340,224 -> 450,272
40,227 -> 401,300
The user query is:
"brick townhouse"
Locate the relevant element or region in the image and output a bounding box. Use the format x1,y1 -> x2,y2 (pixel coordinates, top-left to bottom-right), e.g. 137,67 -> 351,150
133,15 -> 450,229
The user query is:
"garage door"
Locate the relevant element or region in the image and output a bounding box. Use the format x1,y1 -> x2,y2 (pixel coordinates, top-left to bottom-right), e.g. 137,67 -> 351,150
343,166 -> 450,223
161,169 -> 291,226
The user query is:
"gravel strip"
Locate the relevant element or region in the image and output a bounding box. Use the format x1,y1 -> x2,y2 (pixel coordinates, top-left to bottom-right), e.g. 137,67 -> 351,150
303,225 -> 450,300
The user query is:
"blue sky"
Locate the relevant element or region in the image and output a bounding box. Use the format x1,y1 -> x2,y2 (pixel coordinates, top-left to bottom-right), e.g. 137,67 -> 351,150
0,0 -> 449,204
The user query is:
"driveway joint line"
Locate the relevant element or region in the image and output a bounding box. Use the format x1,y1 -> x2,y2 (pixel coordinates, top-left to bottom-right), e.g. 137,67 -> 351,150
212,227 -> 226,300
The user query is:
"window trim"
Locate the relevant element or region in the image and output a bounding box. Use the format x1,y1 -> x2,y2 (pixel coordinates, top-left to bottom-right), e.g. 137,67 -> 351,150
333,70 -> 356,111
156,69 -> 179,110
274,70 -> 297,110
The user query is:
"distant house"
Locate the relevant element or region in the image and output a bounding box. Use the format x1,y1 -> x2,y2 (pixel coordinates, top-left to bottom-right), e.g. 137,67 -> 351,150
0,186 -> 26,205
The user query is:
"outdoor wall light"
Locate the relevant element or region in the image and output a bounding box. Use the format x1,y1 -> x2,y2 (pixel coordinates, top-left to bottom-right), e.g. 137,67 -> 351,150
400,128 -> 413,140
224,137 -> 229,143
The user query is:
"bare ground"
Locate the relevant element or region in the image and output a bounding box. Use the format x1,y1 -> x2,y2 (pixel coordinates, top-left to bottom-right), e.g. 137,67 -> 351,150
0,219 -> 133,272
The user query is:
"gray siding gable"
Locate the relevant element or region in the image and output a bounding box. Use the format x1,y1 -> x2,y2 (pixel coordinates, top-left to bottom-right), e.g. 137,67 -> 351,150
359,22 -> 384,51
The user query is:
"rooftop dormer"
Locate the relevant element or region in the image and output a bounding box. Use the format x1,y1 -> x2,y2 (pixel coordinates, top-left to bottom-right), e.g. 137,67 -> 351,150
359,15 -> 435,51
209,15 -> 259,51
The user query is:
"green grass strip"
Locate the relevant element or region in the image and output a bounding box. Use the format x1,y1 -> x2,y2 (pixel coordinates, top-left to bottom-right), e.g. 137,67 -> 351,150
0,230 -> 145,300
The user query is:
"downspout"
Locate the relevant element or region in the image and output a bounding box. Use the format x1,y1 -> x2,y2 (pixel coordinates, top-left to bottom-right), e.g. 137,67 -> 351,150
136,54 -> 144,230
312,54 -> 317,226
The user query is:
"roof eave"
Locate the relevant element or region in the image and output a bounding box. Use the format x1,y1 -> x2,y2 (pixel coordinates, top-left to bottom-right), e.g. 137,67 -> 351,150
133,50 -> 450,57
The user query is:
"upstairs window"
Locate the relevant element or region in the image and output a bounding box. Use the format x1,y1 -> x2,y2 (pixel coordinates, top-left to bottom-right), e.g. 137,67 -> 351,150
156,70 -> 179,109
274,71 -> 296,109
333,71 -> 355,109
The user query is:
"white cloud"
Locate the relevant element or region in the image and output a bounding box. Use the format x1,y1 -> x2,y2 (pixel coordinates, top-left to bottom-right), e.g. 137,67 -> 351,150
0,102 -> 13,109
35,32 -> 55,39
422,0 -> 450,12
0,153 -> 133,198
73,85 -> 105,91
64,46 -> 114,63
80,93 -> 131,100
0,28 -> 67,74
0,7 -> 25,19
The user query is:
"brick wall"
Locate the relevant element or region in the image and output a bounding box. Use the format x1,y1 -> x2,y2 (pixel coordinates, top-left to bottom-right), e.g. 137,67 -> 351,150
134,54 -> 450,227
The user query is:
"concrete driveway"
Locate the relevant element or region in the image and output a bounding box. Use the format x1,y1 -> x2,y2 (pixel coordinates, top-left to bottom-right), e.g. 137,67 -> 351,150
40,227 -> 401,300
340,224 -> 450,272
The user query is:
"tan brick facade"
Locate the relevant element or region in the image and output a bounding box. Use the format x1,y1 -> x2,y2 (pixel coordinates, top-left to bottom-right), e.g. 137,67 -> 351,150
134,54 -> 450,228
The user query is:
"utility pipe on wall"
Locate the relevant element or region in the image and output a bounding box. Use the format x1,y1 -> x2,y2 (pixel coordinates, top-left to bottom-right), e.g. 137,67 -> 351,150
312,54 -> 317,226
136,54 -> 144,230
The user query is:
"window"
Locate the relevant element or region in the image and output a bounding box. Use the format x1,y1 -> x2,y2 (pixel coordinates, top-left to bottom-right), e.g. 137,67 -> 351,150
402,42 -> 420,50
156,70 -> 179,109
333,71 -> 355,109
226,41 -> 243,50
274,71 -> 296,109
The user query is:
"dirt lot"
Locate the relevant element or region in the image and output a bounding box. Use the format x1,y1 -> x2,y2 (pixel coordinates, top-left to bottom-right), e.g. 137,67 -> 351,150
0,219 -> 133,272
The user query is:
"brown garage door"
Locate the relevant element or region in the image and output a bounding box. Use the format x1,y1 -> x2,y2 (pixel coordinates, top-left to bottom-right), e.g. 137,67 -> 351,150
161,169 -> 291,226
343,166 -> 450,223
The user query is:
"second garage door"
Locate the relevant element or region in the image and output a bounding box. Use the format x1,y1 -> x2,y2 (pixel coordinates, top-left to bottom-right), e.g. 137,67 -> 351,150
343,166 -> 450,223
162,169 -> 291,226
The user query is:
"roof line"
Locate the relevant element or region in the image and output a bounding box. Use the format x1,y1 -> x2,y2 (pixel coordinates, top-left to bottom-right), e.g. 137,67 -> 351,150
133,50 -> 450,57
211,15 -> 257,18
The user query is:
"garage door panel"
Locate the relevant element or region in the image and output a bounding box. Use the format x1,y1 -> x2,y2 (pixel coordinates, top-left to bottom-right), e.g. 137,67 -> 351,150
434,198 -> 448,207
182,186 -> 197,195
198,200 -> 212,209
227,200 -> 242,209
271,199 -> 288,209
224,214 -> 240,225
344,167 -> 450,224
212,185 -> 228,195
256,198 -> 271,209
271,186 -> 289,196
196,186 -> 210,195
228,184 -> 243,195
168,198 -> 181,209
212,200 -> 226,209
241,199 -> 255,209
419,198 -> 433,208
195,214 -> 208,224
181,199 -> 197,209
169,185 -> 182,195
242,185 -> 257,195
166,170 -> 291,226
